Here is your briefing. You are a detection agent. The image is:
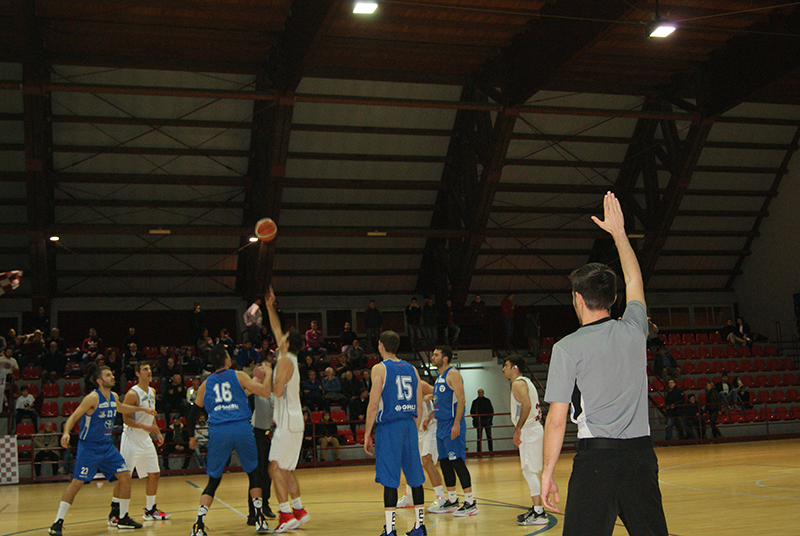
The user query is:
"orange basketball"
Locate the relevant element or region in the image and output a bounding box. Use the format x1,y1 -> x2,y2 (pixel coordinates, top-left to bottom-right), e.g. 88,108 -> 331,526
255,217 -> 277,242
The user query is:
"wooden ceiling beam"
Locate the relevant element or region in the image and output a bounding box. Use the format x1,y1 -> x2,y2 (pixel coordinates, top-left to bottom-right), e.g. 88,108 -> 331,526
52,115 -> 252,130
53,144 -> 248,158
55,199 -> 245,209
54,173 -> 250,186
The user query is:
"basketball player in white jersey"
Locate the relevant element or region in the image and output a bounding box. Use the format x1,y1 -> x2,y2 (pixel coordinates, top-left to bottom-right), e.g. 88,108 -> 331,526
263,288 -> 310,533
503,355 -> 548,526
109,362 -> 170,524
396,384 -> 447,512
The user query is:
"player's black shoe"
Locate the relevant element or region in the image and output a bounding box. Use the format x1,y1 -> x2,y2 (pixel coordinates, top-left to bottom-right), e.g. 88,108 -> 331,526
190,522 -> 207,536
517,506 -> 535,522
48,520 -> 63,536
263,503 -> 276,519
116,514 -> 143,529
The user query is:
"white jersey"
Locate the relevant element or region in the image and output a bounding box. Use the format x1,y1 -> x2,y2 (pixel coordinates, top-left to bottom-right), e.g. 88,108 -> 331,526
274,352 -> 303,433
418,398 -> 435,433
123,384 -> 156,444
511,376 -> 543,431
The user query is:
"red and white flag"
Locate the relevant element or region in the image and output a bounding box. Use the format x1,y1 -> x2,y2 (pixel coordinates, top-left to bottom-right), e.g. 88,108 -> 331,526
0,271 -> 22,297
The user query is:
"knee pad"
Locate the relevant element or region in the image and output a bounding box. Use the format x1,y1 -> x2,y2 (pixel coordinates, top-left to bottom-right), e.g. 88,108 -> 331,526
384,487 -> 398,509
439,458 -> 456,488
452,458 -> 472,489
247,469 -> 259,491
203,476 -> 222,498
522,466 -> 541,497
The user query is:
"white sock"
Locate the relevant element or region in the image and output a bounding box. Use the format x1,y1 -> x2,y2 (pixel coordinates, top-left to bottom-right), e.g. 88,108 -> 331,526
291,497 -> 303,510
197,504 -> 208,524
279,502 -> 292,514
385,510 -> 396,533
252,497 -> 263,510
119,499 -> 130,518
464,492 -> 473,505
414,506 -> 424,528
447,491 -> 457,503
55,501 -> 70,522
433,486 -> 444,499
146,495 -> 156,510
534,505 -> 544,514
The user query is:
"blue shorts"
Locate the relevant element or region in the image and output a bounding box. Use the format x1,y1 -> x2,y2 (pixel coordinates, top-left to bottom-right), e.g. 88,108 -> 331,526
375,418 -> 424,489
206,420 -> 258,479
436,417 -> 466,461
73,440 -> 128,483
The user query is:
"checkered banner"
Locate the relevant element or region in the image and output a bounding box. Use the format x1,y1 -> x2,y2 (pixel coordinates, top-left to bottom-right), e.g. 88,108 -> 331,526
0,435 -> 19,485
0,271 -> 23,297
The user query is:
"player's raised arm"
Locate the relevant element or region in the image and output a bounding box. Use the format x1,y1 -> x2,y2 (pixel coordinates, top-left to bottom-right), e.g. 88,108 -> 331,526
591,191 -> 645,307
265,286 -> 284,341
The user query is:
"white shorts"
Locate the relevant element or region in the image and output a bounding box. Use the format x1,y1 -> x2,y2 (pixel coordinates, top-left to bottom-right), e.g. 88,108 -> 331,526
120,432 -> 160,478
269,427 -> 303,471
519,426 -> 544,473
418,423 -> 438,460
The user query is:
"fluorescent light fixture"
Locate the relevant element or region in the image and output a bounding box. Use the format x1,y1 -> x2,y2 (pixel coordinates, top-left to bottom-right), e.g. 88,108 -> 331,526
367,231 -> 387,237
628,233 -> 645,239
353,1 -> 378,14
149,229 -> 171,235
647,20 -> 676,38
249,236 -> 259,243
49,236 -> 59,242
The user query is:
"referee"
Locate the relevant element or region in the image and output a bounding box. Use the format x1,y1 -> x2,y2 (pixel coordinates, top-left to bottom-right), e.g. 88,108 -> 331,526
541,192 -> 668,536
248,390 -> 276,522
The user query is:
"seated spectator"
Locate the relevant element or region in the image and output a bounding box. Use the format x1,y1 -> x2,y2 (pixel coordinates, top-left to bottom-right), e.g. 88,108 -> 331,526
31,306 -> 49,333
349,387 -> 370,436
41,341 -> 66,381
647,317 -> 660,347
301,410 -> 315,463
299,354 -> 314,381
258,340 -> 272,363
256,325 -> 274,349
736,317 -> 754,346
186,378 -> 202,405
302,369 -> 324,411
162,416 -> 191,470
731,376 -> 752,408
652,346 -> 679,381
84,355 -> 106,394
304,321 -> 327,360
80,327 -> 105,365
718,318 -> 746,346
235,339 -> 259,370
444,299 -> 461,345
322,367 -> 348,409
6,328 -> 20,354
105,348 -> 123,392
332,354 -> 349,376
216,329 -> 235,357
339,322 -> 358,355
715,374 -> 740,409
156,345 -> 173,369
162,373 -> 187,420
1,346 -> 20,381
121,327 -> 141,354
182,345 -> 203,375
193,413 -> 209,468
20,329 -> 45,369
33,421 -> 60,477
346,339 -> 365,370
58,421 -> 78,475
15,384 -> 38,431
46,327 -> 66,355
315,411 -> 340,462
704,382 -> 723,438
161,356 -> 182,386
122,342 -> 142,379
196,328 -> 214,359
341,370 -> 363,402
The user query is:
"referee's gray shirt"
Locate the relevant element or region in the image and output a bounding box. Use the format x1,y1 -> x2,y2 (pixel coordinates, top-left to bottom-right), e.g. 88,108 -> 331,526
252,394 -> 275,431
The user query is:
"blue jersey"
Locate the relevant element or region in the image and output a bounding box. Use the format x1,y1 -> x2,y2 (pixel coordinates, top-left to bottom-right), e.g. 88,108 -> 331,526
79,389 -> 117,443
376,359 -> 418,424
204,369 -> 252,426
433,366 -> 458,423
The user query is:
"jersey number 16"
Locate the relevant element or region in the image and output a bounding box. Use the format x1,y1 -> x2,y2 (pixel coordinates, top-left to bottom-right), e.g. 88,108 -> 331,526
213,382 -> 233,403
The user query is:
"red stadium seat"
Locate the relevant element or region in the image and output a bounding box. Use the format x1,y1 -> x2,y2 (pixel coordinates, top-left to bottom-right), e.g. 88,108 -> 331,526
337,429 -> 355,445
40,401 -> 59,417
62,401 -> 80,417
711,361 -> 725,374
63,382 -> 82,397
790,407 -> 800,420
331,410 -> 347,423
741,375 -> 754,388
682,348 -> 695,360
152,380 -> 161,394
311,411 -> 323,423
698,392 -> 706,404
709,332 -> 723,344
729,410 -> 745,423
783,374 -> 797,387
156,418 -> 167,431
697,377 -> 710,389
726,360 -> 739,373
759,408 -> 773,421
697,347 -> 710,359
682,378 -> 696,391
745,408 -> 759,422
765,345 -> 779,357
682,333 -> 696,345
769,374 -> 783,387
755,375 -> 769,388
751,345 -> 764,357
356,429 -> 366,444
658,334 -> 667,344
711,347 -> 724,359
756,391 -> 770,404
668,334 -> 682,346
125,380 -> 136,392
766,359 -> 780,371
771,390 -> 786,403
682,362 -> 696,375
697,362 -> 710,375
18,444 -> 32,460
779,358 -> 793,371
736,346 -> 751,358
651,395 -> 665,407
786,389 -> 799,403
696,333 -> 710,344
16,422 -> 35,439
651,378 -> 665,392
740,360 -> 753,373
774,407 -> 791,421
42,383 -> 60,398
22,366 -> 41,380
754,359 -> 767,372
541,337 -> 555,349
724,347 -> 736,359
669,348 -> 681,361
716,413 -> 730,424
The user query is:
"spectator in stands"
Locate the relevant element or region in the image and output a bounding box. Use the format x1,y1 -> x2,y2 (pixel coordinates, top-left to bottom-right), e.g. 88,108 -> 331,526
405,298 -> 422,348
719,318 -> 746,346
349,387 -> 370,436
0,333 -> 6,353
6,328 -> 20,354
20,329 -> 46,369
736,317 -> 754,346
162,416 -> 191,470
301,410 -> 315,463
15,384 -> 38,431
302,369 -> 324,411
715,374 -> 739,409
122,342 -> 141,379
46,327 -> 66,355
665,379 -> 692,440
196,328 -> 214,359
80,327 -> 105,364
243,297 -> 263,344
347,339 -> 365,369
84,355 -> 105,394
333,354 -> 349,376
647,317 -> 660,346
304,320 -> 327,359
105,348 -> 123,393
160,356 -> 180,385
360,367 -> 373,392
162,373 -> 188,421
154,345 -> 172,369
422,297 -> 438,345
444,299 -> 461,345
684,394 -> 703,440
1,347 -> 19,404
322,366 -> 348,409
501,293 -> 516,350
704,381 -> 723,438
58,421 -> 78,475
121,327 -> 140,354
340,369 -> 360,408
33,421 -> 60,477
364,300 -> 382,352
186,378 -> 202,405
193,413 -> 209,468
258,340 -> 272,363
339,322 -> 358,355
255,325 -> 273,349
235,339 -> 259,369
315,411 -> 341,462
216,329 -> 235,357
731,376 -> 752,409
32,305 -> 49,333
653,346 -> 679,381
469,294 -> 488,344
470,388 -> 494,452
183,345 -> 203,375
41,341 -> 66,382
299,354 -> 314,381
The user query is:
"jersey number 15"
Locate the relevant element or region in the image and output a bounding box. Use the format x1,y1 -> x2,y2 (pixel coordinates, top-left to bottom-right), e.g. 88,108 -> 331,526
395,375 -> 413,401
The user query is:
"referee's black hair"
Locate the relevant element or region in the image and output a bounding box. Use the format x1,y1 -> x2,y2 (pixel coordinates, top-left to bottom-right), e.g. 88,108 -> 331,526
569,262 -> 617,311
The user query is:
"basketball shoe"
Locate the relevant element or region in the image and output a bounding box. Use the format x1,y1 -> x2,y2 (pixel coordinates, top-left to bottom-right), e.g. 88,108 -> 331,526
427,496 -> 446,513
48,520 -> 63,536
396,493 -> 413,508
142,505 -> 171,521
379,525 -> 398,536
406,524 -> 427,536
452,501 -> 478,517
293,508 -> 311,528
255,513 -> 269,533
117,514 -> 143,529
428,498 -> 459,514
517,508 -> 548,526
274,511 -> 299,533
190,521 -> 207,536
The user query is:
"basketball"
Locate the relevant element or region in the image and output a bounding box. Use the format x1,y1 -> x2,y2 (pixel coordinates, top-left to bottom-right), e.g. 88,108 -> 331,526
255,217 -> 277,242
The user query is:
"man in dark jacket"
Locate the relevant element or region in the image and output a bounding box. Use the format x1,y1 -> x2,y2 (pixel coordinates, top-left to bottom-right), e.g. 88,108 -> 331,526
364,300 -> 382,352
470,389 -> 494,452
664,379 -> 695,440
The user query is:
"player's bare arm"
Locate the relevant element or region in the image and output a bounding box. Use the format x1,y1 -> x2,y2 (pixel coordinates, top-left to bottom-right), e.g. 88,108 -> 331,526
114,391 -> 157,416
271,356 -> 293,398
512,380 -> 532,446
419,380 -> 434,397
236,364 -> 271,399
363,363 -> 386,456
541,401 -> 569,512
265,286 -> 284,340
447,367 -> 466,440
60,391 -> 99,448
591,191 -> 645,307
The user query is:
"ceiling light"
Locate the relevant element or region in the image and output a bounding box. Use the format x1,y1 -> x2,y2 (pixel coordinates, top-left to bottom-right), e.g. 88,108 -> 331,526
353,1 -> 378,14
49,236 -> 59,242
646,0 -> 675,38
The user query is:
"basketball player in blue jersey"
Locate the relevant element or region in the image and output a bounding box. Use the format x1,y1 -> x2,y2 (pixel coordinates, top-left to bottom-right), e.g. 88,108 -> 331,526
365,330 -> 427,536
429,346 -> 477,516
49,366 -> 157,536
188,345 -> 273,536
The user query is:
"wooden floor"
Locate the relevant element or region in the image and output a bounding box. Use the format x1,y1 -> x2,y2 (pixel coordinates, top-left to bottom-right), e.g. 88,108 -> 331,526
3,439 -> 799,536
